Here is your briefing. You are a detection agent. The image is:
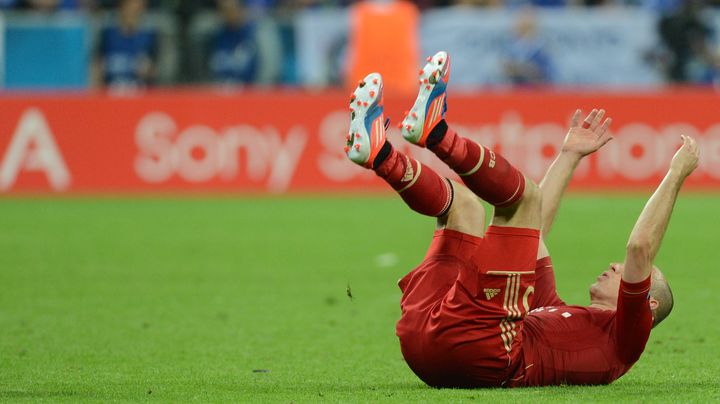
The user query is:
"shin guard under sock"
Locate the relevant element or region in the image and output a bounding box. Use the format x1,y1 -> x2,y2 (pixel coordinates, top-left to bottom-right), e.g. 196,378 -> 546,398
375,143 -> 453,217
428,122 -> 524,207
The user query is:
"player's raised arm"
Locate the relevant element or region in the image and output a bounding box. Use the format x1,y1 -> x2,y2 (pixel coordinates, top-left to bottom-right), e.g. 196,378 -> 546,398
539,109 -> 612,236
622,135 -> 699,283
530,110 -> 611,308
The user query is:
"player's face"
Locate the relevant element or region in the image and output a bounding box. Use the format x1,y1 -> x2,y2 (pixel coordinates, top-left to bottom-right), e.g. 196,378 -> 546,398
589,262 -> 623,306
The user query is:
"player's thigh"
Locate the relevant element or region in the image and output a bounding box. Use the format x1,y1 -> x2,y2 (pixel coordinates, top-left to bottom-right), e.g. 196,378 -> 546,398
490,176 -> 541,230
436,180 -> 485,237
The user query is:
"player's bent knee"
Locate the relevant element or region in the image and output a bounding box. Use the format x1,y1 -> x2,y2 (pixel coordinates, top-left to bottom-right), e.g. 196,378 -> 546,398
499,177 -> 540,211
438,181 -> 485,237
520,178 -> 541,207
492,177 -> 541,229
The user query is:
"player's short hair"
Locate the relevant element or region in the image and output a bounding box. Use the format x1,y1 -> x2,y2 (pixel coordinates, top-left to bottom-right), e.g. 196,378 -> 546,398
650,269 -> 673,328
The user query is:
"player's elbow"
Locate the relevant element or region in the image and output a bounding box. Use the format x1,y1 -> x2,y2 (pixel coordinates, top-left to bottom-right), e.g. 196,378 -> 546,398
626,238 -> 651,259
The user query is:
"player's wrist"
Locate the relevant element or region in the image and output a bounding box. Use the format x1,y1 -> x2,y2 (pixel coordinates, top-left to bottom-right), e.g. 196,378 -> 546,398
667,167 -> 689,182
559,148 -> 584,162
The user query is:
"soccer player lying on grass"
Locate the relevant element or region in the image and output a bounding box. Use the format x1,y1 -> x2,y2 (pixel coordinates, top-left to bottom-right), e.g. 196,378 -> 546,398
344,51 -> 700,388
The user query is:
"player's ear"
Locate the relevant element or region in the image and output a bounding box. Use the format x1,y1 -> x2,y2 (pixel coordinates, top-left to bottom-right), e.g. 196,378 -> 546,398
648,296 -> 659,311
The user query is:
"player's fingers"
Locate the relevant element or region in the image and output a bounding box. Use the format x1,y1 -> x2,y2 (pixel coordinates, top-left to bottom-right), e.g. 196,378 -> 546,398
597,118 -> 612,137
596,119 -> 613,146
688,136 -> 699,154
679,135 -> 693,154
685,136 -> 700,168
570,109 -> 582,128
597,131 -> 613,148
590,109 -> 606,131
583,109 -> 598,128
582,109 -> 597,129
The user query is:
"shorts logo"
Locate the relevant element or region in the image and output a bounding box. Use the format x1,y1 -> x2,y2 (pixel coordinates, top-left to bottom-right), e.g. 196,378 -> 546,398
484,288 -> 501,300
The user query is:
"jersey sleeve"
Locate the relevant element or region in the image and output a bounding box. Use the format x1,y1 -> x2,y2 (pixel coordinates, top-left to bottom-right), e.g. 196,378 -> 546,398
530,256 -> 565,309
614,276 -> 653,364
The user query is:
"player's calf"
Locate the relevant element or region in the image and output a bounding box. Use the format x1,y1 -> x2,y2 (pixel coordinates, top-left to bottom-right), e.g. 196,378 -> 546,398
402,51 -> 525,209
432,123 -> 525,208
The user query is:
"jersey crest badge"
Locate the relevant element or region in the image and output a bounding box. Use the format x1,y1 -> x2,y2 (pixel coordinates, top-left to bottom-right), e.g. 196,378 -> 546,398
484,288 -> 501,300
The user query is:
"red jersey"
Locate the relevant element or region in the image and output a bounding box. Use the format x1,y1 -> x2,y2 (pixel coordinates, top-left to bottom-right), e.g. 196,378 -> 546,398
512,259 -> 653,386
397,230 -> 654,388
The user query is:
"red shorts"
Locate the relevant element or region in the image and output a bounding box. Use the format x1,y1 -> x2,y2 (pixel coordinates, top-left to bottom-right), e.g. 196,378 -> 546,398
396,226 -> 539,388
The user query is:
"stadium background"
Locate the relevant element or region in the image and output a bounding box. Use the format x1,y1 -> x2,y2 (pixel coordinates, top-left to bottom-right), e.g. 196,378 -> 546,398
1,0 -> 719,401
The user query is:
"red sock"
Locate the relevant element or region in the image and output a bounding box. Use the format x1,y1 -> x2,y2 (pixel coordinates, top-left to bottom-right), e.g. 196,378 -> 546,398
429,125 -> 524,207
375,146 -> 453,217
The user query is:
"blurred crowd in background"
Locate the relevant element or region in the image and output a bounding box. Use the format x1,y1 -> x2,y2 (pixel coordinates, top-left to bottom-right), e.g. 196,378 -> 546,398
1,0 -> 719,90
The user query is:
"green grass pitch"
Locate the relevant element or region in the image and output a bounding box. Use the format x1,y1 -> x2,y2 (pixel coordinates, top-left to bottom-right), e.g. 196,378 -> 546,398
1,194 -> 719,402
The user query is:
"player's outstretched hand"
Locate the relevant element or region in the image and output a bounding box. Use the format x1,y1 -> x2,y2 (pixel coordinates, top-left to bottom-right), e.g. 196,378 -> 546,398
670,135 -> 700,179
562,109 -> 613,158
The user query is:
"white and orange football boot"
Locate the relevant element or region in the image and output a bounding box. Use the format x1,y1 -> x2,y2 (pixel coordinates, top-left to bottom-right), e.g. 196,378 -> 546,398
345,72 -> 387,168
400,51 -> 451,147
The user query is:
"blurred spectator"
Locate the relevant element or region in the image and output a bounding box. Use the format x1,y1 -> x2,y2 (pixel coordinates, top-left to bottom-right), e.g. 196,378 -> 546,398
579,0 -> 608,6
503,0 -> 570,8
452,0 -> 503,7
503,11 -> 552,85
26,0 -> 63,10
0,0 -> 19,8
346,0 -> 420,94
17,0 -> 86,10
92,0 -> 158,89
642,0 -> 681,13
657,0 -> 716,83
208,0 -> 260,85
525,0 -> 566,7
245,0 -> 275,15
286,0 -> 357,6
94,0 -> 160,8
